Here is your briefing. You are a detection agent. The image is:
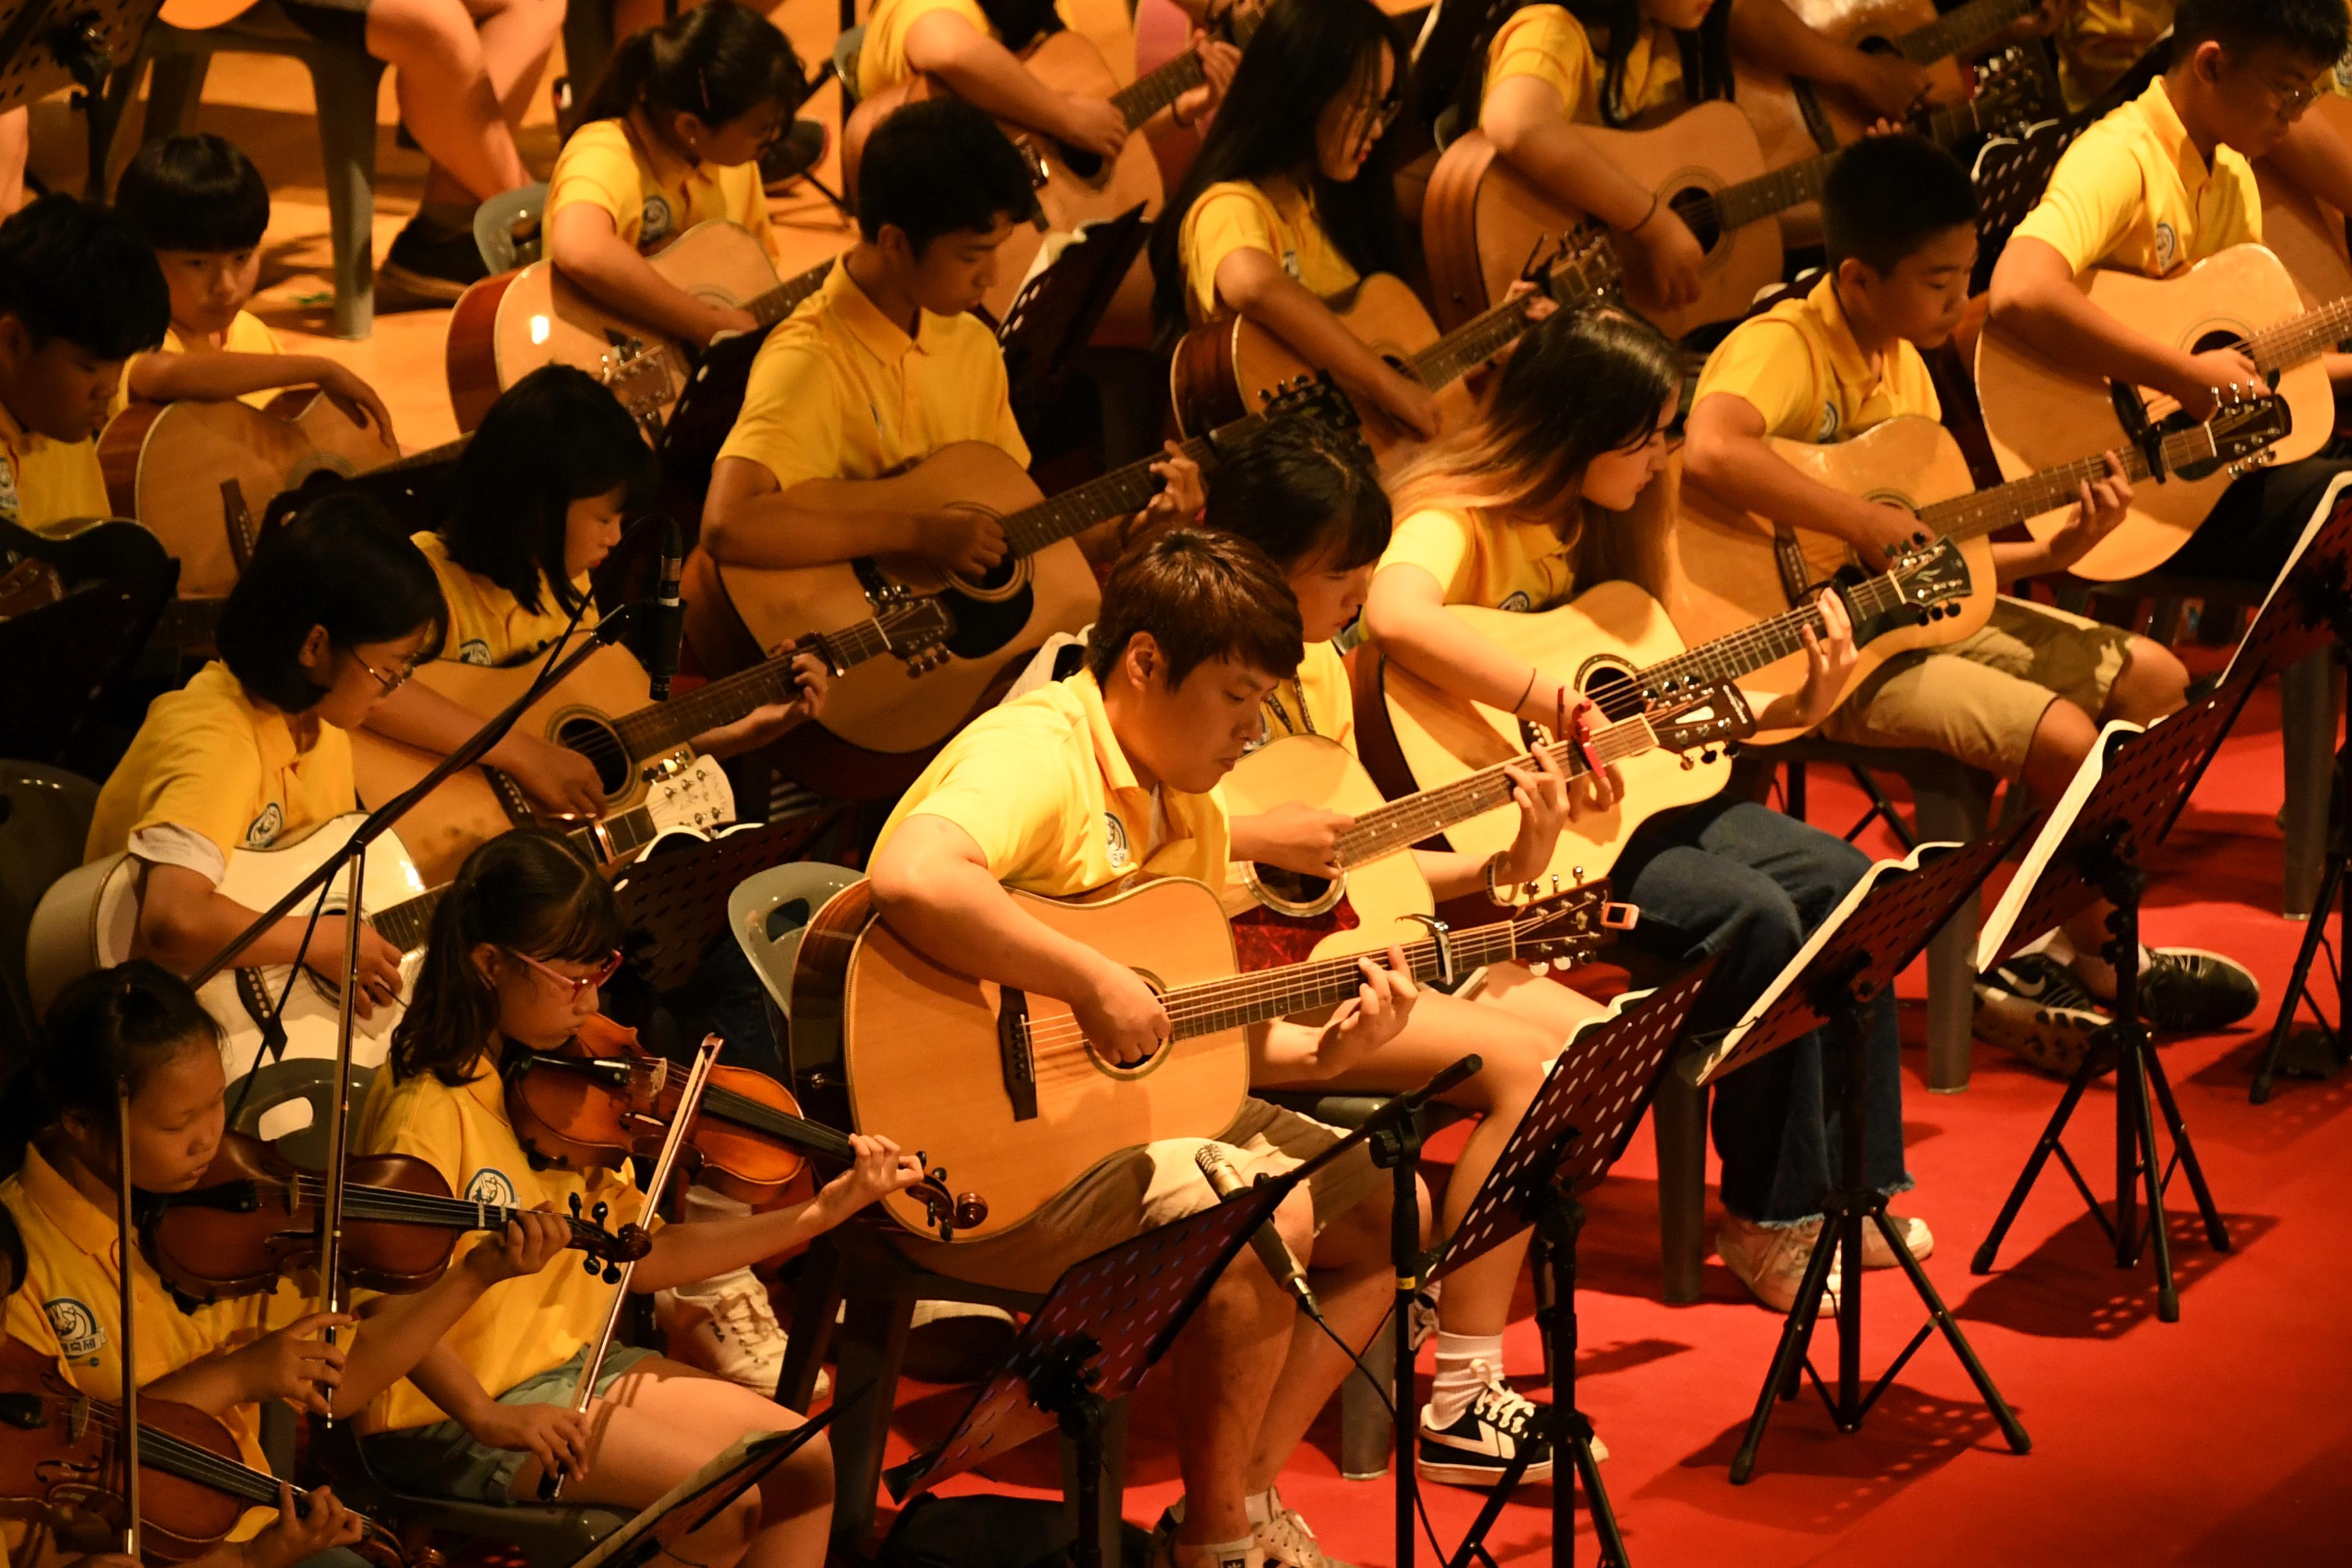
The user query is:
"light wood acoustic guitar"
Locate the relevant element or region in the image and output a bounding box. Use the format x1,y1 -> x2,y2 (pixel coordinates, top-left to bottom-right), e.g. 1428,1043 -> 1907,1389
1736,0 -> 2043,244
349,594 -> 950,886
1424,50 -> 2041,339
444,219 -> 835,433
683,378 -> 1355,799
1169,229 -> 1620,462
1352,551 -> 1978,881
1668,395 -> 2292,743
786,873 -> 1618,1241
1974,244 -> 2345,579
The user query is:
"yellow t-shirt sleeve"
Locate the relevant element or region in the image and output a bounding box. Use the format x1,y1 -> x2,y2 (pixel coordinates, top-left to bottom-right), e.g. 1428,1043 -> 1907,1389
1484,6 -> 1595,117
548,122 -> 644,242
2009,127 -> 2149,276
715,331 -> 848,495
1692,318 -> 1822,440
124,708 -> 268,859
1380,509 -> 1479,604
860,0 -> 994,99
901,751 -> 1069,883
360,1076 -> 470,1193
1182,185 -> 1285,322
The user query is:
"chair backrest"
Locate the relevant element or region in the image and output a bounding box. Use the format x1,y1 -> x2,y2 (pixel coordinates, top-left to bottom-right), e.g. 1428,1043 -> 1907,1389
475,182 -> 549,274
228,1057 -> 378,1166
0,764 -> 101,1048
728,862 -> 863,1063
831,25 -> 866,113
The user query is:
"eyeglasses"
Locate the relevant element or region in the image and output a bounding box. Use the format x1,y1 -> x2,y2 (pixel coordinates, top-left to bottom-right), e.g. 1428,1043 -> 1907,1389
348,650 -> 418,696
507,948 -> 625,1001
2267,72 -> 2327,118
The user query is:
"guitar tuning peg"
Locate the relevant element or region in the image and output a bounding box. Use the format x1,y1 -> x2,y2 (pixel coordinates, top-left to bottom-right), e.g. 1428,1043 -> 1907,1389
1529,961 -> 1553,978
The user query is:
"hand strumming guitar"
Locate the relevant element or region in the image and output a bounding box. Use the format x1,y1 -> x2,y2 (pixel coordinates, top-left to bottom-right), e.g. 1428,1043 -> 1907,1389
1235,798 -> 1354,878
1075,957 -> 1172,1067
914,508 -> 1010,578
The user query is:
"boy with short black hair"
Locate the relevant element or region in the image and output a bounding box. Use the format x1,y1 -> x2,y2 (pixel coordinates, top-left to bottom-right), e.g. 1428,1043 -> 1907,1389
0,194 -> 168,536
1686,133 -> 2257,1070
111,135 -> 394,441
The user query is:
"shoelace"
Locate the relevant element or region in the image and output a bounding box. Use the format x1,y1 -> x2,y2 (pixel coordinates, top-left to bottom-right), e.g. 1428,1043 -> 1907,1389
710,1291 -> 783,1357
1257,1509 -> 1329,1568
1466,1364 -> 1542,1440
1994,955 -> 2102,1011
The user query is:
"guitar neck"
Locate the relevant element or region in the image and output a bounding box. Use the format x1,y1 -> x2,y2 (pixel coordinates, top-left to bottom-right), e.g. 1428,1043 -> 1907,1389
1897,0 -> 2035,63
1710,92 -> 2003,232
1915,424 -> 2219,543
747,258 -> 836,328
611,635 -> 856,759
997,408 -> 1260,559
2247,293 -> 2352,376
1162,913 -> 1546,1037
1110,6 -> 1261,131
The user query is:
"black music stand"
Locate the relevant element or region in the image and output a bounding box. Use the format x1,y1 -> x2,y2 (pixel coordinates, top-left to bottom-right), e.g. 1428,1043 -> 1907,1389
1688,829 -> 2034,1484
996,205 -> 1148,420
0,0 -> 164,181
2215,477 -> 2352,1102
611,808 -> 843,992
1970,681 -> 2259,1322
879,1173 -> 1297,1568
565,1410 -> 841,1568
1422,964 -> 1720,1568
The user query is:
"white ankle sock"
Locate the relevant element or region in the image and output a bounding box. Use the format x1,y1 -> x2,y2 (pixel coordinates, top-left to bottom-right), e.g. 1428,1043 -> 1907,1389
1243,1487 -> 1279,1525
1424,1331 -> 1504,1427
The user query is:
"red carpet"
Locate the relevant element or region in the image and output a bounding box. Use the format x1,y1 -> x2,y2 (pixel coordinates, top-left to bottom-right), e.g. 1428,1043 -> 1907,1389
873,672 -> 2352,1565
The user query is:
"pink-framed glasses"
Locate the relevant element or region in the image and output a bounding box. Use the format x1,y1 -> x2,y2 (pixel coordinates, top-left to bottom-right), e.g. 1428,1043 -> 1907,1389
507,948 -> 624,1001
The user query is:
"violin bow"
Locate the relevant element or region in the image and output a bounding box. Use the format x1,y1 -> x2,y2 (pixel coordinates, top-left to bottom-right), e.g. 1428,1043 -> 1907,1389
315,854 -> 371,1424
114,1077 -> 142,1560
540,1035 -> 721,1502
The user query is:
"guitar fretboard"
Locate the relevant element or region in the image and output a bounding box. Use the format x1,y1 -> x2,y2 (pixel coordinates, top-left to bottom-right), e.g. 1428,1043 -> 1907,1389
748,258 -> 835,328
2248,293 -> 2352,376
366,803 -> 663,954
996,402 -> 1276,561
1915,422 -> 2228,542
1705,90 -> 2008,234
1109,6 -> 1264,130
1409,248 -> 1616,392
1157,912 -> 1560,1036
1897,0 -> 2037,64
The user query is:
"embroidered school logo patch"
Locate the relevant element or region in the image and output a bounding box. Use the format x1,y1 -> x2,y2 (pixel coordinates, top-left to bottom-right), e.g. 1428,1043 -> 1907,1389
1280,246 -> 1301,282
1497,591 -> 1534,614
640,194 -> 674,246
456,638 -> 493,666
43,1298 -> 103,1360
1104,812 -> 1132,870
466,1168 -> 519,1208
1814,402 -> 1841,442
0,451 -> 19,520
244,802 -> 284,848
2154,220 -> 2179,275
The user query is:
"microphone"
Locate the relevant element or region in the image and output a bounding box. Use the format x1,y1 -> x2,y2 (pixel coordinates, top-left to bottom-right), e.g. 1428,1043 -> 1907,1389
1195,1145 -> 1323,1322
1402,1054 -> 1482,1114
645,518 -> 685,701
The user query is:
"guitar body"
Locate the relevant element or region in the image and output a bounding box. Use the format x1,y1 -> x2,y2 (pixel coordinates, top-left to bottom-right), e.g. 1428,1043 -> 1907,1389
2255,155 -> 2352,311
791,876 -> 1252,1242
1666,425 -> 1994,743
1974,245 -> 2329,580
98,392 -> 400,598
840,32 -> 1165,324
687,442 -> 1100,762
445,220 -> 782,429
1360,583 -> 1739,877
1424,111 -> 1778,340
1217,734 -> 1436,970
1170,274 -> 1451,460
25,815 -> 431,1070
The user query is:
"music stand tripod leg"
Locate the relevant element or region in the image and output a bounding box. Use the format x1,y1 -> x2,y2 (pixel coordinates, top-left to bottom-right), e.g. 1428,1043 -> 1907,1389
1534,1190 -> 1627,1568
2142,1046 -> 2231,1255
1370,1121 -> 1426,1568
1054,1391 -> 1110,1568
1970,1036 -> 2112,1275
2255,685 -> 2352,1102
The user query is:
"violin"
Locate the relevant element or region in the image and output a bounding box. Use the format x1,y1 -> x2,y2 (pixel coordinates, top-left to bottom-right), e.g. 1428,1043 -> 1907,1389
141,1131 -> 652,1306
499,1017 -> 986,1242
0,1337 -> 422,1566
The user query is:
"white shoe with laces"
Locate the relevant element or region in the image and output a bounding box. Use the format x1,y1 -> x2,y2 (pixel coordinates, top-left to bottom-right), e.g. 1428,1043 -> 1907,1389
1416,1359 -> 1566,1487
658,1273 -> 813,1395
1253,1490 -> 1351,1568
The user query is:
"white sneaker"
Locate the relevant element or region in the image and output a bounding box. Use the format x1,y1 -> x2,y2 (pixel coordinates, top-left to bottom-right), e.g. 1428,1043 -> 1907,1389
658,1273 -> 808,1394
1253,1491 -> 1350,1568
1717,1216 -> 1840,1315
1859,1213 -> 1934,1269
1416,1360 -> 1556,1487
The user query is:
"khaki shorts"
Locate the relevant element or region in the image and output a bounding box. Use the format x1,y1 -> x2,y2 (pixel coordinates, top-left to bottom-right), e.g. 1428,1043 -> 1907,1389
1821,596 -> 2135,778
892,1098 -> 1382,1293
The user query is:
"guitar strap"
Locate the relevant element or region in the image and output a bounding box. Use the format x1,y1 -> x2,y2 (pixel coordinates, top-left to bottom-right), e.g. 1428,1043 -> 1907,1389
1772,527 -> 1814,610
1792,80 -> 1840,153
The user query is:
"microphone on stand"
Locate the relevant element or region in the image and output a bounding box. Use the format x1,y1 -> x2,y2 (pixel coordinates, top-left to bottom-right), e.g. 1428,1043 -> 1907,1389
645,518 -> 685,701
1196,1144 -> 1324,1322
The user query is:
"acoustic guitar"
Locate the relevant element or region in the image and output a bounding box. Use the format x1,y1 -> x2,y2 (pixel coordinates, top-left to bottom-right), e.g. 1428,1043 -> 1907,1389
1424,50 -> 2041,339
787,873 -> 1617,1241
349,594 -> 949,885
1169,229 -> 1620,460
1974,244 -> 2345,579
2255,162 -> 2352,312
1736,0 -> 2043,244
1353,551 -> 1972,881
1669,394 -> 2291,742
685,379 -> 1355,799
444,220 -> 836,432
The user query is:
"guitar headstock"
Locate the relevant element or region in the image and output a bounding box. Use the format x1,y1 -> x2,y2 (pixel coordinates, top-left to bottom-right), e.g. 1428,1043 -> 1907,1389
1260,373 -> 1366,440
1642,683 -> 1756,758
596,341 -> 677,435
1508,879 -> 1636,974
2198,386 -> 2293,480
1879,534 -> 1974,627
1542,226 -> 1624,306
1966,46 -> 2049,133
875,588 -> 956,674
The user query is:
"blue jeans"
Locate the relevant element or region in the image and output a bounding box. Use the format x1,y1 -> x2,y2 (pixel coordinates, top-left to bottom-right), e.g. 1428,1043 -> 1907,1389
1614,798 -> 1910,1225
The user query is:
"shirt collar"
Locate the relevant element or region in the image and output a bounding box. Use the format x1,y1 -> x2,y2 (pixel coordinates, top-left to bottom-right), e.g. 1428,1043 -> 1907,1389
0,394 -> 34,460
826,256 -> 926,365
1810,273 -> 1881,396
2143,77 -> 2213,184
1072,669 -> 1146,801
19,1145 -> 121,1265
626,116 -> 709,193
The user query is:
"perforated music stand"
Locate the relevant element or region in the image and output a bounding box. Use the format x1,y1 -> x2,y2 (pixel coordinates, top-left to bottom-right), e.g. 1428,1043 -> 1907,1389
611,809 -> 845,992
1970,680 -> 2258,1322
877,1173 -> 1297,1568
1420,963 -> 1718,1568
996,205 -> 1149,417
1689,827 -> 2034,1484
565,1411 -> 840,1568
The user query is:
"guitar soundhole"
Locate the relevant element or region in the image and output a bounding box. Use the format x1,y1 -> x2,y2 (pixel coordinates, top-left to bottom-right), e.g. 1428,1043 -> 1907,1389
1059,144 -> 1104,183
1667,185 -> 1721,255
2189,329 -> 2278,393
1247,864 -> 1343,919
1580,662 -> 1642,726
556,717 -> 632,794
939,555 -> 1037,660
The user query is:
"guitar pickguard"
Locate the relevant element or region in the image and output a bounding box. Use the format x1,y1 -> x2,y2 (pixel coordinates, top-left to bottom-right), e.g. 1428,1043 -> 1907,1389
1231,896 -> 1364,973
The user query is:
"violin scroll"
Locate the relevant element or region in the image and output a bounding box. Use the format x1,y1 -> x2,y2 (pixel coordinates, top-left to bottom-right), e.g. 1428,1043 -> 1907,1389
901,1154 -> 988,1240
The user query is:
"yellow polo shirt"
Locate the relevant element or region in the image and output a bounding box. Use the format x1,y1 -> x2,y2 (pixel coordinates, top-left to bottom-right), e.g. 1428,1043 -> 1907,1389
1482,6 -> 1685,125
112,308 -> 284,417
3,1146 -> 307,1539
2055,0 -> 2168,110
876,669 -> 1228,896
1692,272 -> 1943,443
412,531 -> 596,668
548,117 -> 779,262
858,0 -> 995,101
716,257 -> 1028,496
353,1059 -> 646,1433
0,395 -> 109,537
2010,77 -> 2260,279
1180,179 -> 1362,324
86,661 -> 356,864
1380,505 -> 1578,614
1257,638 -> 1354,748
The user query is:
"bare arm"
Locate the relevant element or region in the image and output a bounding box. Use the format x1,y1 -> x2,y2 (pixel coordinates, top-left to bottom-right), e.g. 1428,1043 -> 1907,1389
136,865 -> 403,1010
1364,563 -> 1569,721
1214,248 -> 1437,437
547,205 -> 755,349
1682,390 -> 1923,558
1725,0 -> 1931,119
700,456 -> 1004,574
1481,75 -> 1656,232
1986,236 -> 2258,416
126,353 -> 394,447
901,9 -> 1124,153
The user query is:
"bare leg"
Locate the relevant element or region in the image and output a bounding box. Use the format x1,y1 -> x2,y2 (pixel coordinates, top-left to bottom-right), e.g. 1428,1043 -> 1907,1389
0,108 -> 25,217
368,0 -> 534,204
509,1357 -> 832,1568
2050,638 -> 2190,963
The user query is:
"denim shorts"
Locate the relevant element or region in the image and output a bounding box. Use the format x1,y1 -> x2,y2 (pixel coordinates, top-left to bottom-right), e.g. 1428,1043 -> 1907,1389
361,1344 -> 662,1502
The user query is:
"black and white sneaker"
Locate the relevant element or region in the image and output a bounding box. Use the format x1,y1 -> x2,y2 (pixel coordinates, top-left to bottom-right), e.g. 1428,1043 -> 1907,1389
1416,1361 -> 1556,1487
1974,952 -> 2109,1077
2139,948 -> 2261,1033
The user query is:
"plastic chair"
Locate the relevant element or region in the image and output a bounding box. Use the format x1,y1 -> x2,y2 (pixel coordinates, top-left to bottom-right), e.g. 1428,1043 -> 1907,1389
474,182 -> 548,275
92,3 -> 386,338
0,765 -> 99,1054
729,860 -> 864,1049
832,24 -> 866,115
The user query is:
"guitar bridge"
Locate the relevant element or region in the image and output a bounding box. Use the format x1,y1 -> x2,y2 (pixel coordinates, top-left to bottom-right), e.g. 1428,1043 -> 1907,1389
996,988 -> 1040,1122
